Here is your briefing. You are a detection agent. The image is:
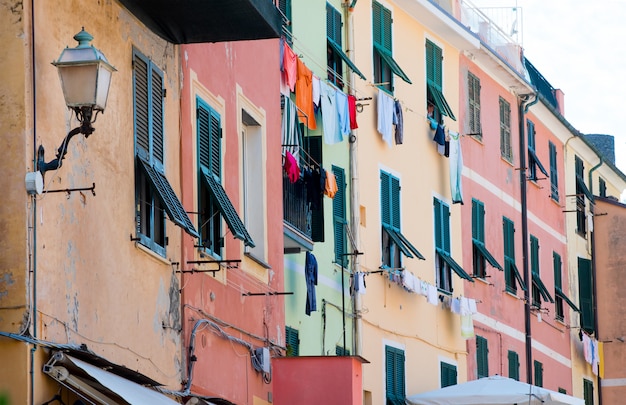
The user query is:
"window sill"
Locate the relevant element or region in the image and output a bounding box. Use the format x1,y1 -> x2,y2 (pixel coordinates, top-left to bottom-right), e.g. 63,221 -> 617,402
501,156 -> 515,167
437,287 -> 453,296
475,276 -> 491,286
135,241 -> 171,265
504,289 -> 519,300
245,251 -> 272,270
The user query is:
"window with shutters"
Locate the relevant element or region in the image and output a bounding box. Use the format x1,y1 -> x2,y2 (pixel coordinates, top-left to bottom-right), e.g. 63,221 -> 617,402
380,171 -> 424,270
326,4 -> 367,88
527,120 -> 548,182
435,198 -> 472,292
583,379 -> 594,405
440,362 -> 457,388
598,177 -> 607,197
307,136 -> 325,242
554,252 -> 565,320
385,346 -> 405,405
279,0 -> 292,46
372,1 -> 411,94
549,141 -> 559,201
476,336 -> 489,378
242,110 -> 266,263
333,166 -> 348,267
426,39 -> 455,123
508,350 -> 520,381
285,326 -> 299,356
578,257 -> 594,334
472,199 -> 502,278
499,97 -> 513,162
534,360 -> 543,387
467,72 -> 481,138
133,49 -> 197,256
197,98 -> 253,258
503,217 -> 525,294
575,156 -> 591,237
530,235 -> 554,309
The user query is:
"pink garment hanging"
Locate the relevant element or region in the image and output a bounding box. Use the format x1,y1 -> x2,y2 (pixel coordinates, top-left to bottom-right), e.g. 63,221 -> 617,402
283,151 -> 300,183
283,43 -> 298,92
348,94 -> 358,129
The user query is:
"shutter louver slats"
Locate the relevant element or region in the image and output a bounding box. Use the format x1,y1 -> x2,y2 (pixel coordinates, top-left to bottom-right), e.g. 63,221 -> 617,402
151,68 -> 164,164
134,56 -> 150,156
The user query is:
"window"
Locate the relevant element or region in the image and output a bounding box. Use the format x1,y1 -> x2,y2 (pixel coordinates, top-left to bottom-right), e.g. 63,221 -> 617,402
336,345 -> 350,356
285,326 -> 299,356
467,72 -> 481,138
575,156 -> 593,236
381,171 -> 424,269
308,136 -> 325,242
476,336 -> 489,378
426,39 -> 455,122
578,257 -> 594,334
508,350 -> 520,381
527,119 -> 548,182
472,199 -> 502,278
549,141 -> 559,201
554,252 -> 580,321
133,50 -> 197,256
534,360 -> 543,387
499,97 -> 512,162
372,1 -> 411,94
385,346 -> 405,405
242,110 -> 266,261
197,98 -> 253,257
327,3 -> 366,88
440,362 -> 457,388
333,166 -> 348,267
434,198 -> 472,292
279,0 -> 292,46
503,217 -> 525,294
599,177 -> 607,197
583,379 -> 594,405
530,235 -> 554,308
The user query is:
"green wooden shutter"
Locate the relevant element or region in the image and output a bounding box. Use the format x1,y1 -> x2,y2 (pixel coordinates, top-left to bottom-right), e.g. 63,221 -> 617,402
381,171 -> 391,227
333,166 -> 347,266
472,199 -> 485,243
309,136 -> 325,242
151,66 -> 164,164
583,379 -> 594,405
326,3 -> 342,45
443,202 -> 451,253
554,253 -> 562,290
508,350 -> 519,380
599,178 -> 607,198
476,336 -> 489,378
285,326 -> 299,356
534,360 -> 543,387
578,257 -> 594,333
385,346 -> 405,402
549,142 -> 559,200
373,1 -> 392,51
197,100 -> 222,179
426,40 -> 442,88
503,217 -> 515,291
530,236 -> 539,275
133,53 -> 150,159
381,5 -> 392,52
441,362 -> 457,388
391,176 -> 400,230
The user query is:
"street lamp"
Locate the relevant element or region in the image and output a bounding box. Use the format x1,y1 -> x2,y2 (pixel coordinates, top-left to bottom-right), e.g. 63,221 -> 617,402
37,28 -> 116,175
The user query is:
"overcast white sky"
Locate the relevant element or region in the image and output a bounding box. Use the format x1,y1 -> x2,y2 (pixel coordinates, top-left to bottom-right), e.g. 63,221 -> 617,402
470,0 -> 626,179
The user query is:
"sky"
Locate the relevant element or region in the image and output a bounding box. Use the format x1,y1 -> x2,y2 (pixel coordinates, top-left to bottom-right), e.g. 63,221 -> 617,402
469,0 -> 626,181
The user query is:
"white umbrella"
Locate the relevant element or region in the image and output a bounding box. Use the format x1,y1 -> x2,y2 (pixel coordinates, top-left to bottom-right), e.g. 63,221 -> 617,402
407,375 -> 585,405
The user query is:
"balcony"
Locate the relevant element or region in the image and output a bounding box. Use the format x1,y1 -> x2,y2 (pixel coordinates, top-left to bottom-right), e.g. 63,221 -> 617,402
283,173 -> 313,253
118,0 -> 282,44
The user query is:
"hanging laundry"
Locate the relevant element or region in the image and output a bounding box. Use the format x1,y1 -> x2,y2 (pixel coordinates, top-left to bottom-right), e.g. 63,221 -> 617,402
282,41 -> 298,92
295,58 -> 317,130
582,333 -> 592,364
320,81 -> 340,145
312,74 -> 321,108
460,297 -> 475,338
419,280 -> 429,297
449,130 -> 464,205
336,90 -> 351,139
324,169 -> 338,198
393,99 -> 404,145
468,298 -> 477,314
592,338 -> 599,375
433,123 -> 446,145
305,251 -> 318,316
428,116 -> 438,130
354,272 -> 366,295
283,151 -> 300,184
377,89 -> 394,147
348,94 -> 359,129
280,38 -> 290,96
427,284 -> 439,306
281,96 -> 301,160
401,270 -> 416,293
450,297 -> 461,314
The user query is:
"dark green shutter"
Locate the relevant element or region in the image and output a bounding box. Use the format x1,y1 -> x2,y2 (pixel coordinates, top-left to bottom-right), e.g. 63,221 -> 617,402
326,3 -> 342,45
391,176 -> 400,229
472,199 -> 485,242
527,120 -> 536,150
373,2 -> 392,52
599,178 -> 607,198
530,236 -> 539,275
476,336 -> 489,378
441,362 -> 457,388
133,53 -> 150,158
309,136 -> 324,242
554,253 -> 562,289
426,40 -> 442,88
333,166 -> 347,266
381,171 -> 391,227
385,346 -> 405,403
443,202 -> 451,253
583,379 -> 594,405
197,100 -> 221,179
578,257 -> 594,333
534,360 -> 543,387
503,217 -> 515,291
151,67 -> 164,164
508,350 -> 519,380
285,326 -> 299,356
549,142 -> 559,200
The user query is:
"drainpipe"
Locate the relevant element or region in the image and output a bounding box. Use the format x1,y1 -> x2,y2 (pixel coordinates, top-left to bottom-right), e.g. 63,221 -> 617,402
588,155 -> 602,404
344,0 -> 362,356
29,1 -> 38,404
519,93 -> 537,384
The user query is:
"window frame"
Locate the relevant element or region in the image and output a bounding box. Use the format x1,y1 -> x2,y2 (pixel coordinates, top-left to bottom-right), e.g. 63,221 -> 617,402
549,141 -> 559,201
435,198 -> 472,292
333,165 -> 348,267
385,345 -> 406,405
527,119 -> 548,182
426,39 -> 455,121
583,378 -> 594,405
440,361 -> 457,388
503,217 -> 525,294
467,71 -> 481,138
578,257 -> 595,334
285,326 -> 299,356
575,156 -> 590,236
508,350 -> 520,381
472,199 -> 503,278
476,335 -> 489,378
